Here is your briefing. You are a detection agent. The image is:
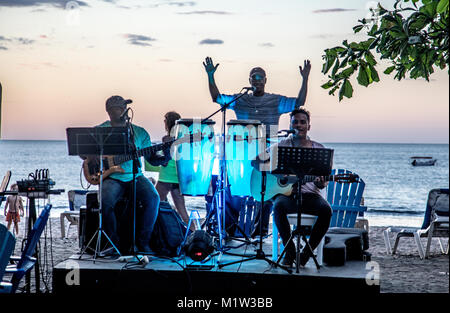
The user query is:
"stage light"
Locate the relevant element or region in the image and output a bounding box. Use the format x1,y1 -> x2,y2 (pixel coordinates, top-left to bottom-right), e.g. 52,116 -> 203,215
184,230 -> 215,261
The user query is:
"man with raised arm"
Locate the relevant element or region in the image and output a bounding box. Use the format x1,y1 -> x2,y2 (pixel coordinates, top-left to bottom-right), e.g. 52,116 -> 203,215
203,57 -> 311,237
203,56 -> 311,136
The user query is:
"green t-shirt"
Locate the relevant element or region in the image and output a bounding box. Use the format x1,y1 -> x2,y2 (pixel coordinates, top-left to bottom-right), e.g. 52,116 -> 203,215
145,159 -> 179,184
97,121 -> 151,182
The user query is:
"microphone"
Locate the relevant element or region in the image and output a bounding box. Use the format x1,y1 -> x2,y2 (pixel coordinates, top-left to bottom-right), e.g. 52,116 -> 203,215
243,86 -> 256,92
278,129 -> 298,135
120,107 -> 131,121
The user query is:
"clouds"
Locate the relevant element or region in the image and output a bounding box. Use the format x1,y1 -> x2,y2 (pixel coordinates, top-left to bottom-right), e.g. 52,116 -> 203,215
0,35 -> 36,50
124,34 -> 156,47
259,42 -> 274,48
199,38 -> 224,45
98,0 -> 196,9
0,0 -> 89,8
163,1 -> 196,7
312,8 -> 356,14
177,10 -> 231,15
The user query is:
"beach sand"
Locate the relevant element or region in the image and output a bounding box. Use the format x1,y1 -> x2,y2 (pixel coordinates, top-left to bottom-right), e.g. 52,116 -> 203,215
1,216 -> 448,293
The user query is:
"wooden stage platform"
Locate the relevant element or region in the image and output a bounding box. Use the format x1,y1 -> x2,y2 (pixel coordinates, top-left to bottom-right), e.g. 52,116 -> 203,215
53,239 -> 379,297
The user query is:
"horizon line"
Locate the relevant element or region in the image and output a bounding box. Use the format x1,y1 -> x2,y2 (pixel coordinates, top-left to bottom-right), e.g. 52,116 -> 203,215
0,139 -> 448,145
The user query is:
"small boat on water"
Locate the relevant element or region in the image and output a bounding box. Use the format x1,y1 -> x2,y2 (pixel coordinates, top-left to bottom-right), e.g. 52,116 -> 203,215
411,156 -> 437,166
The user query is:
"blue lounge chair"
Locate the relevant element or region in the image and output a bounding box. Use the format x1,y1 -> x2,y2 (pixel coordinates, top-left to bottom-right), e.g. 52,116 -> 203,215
383,189 -> 449,259
0,203 -> 52,293
0,224 -> 16,285
0,170 -> 12,207
327,169 -> 367,228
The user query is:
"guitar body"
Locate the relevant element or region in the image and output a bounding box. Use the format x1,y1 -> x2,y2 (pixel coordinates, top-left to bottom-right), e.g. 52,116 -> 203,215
250,169 -> 293,202
250,169 -> 358,202
83,156 -> 125,185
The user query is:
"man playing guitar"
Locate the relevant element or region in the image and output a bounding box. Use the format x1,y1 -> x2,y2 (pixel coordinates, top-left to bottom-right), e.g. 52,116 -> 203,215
95,95 -> 170,254
254,108 -> 332,267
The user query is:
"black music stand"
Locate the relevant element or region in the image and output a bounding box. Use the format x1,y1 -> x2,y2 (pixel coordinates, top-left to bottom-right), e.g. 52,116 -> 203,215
66,127 -> 130,261
272,146 -> 333,273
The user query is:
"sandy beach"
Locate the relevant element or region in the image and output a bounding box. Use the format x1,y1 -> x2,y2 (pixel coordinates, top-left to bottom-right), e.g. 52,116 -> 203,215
0,215 -> 448,294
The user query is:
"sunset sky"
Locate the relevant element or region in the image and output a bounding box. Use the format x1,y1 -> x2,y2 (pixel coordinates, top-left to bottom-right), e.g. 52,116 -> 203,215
0,0 -> 448,143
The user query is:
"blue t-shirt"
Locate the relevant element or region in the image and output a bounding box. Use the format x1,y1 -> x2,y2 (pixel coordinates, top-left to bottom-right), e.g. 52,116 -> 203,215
217,92 -> 298,133
97,121 -> 151,182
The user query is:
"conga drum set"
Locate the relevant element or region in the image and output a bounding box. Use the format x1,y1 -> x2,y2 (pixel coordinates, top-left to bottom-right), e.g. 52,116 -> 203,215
172,118 -> 265,250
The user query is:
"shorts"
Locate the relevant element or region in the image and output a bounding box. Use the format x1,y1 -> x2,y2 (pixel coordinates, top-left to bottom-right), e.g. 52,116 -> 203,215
6,211 -> 21,223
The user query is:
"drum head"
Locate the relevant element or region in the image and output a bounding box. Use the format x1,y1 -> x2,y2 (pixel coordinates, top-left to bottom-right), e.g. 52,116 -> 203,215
176,118 -> 216,126
227,119 -> 261,126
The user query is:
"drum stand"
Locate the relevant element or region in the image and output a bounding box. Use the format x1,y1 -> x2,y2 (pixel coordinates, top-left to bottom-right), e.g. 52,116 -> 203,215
201,87 -> 253,252
201,175 -> 254,247
217,169 -> 292,273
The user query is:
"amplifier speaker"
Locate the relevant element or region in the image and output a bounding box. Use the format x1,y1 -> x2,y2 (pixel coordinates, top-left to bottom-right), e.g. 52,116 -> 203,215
78,191 -> 132,254
78,192 -> 101,254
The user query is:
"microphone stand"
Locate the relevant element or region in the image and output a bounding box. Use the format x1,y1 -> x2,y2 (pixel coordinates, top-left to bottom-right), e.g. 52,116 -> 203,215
124,114 -> 147,265
201,88 -> 252,252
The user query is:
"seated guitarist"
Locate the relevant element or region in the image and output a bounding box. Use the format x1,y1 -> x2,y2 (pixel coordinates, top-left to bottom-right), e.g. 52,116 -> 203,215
97,95 -> 170,254
254,108 -> 332,267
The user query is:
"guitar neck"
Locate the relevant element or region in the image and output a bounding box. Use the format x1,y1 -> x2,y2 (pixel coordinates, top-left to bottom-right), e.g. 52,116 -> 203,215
113,140 -> 173,164
302,174 -> 334,184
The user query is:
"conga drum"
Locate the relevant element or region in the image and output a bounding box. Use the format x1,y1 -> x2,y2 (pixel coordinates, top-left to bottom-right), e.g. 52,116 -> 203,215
225,120 -> 263,197
173,119 -> 215,196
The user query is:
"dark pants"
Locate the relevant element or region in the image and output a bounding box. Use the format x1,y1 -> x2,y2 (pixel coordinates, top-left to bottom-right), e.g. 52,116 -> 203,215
252,200 -> 273,236
101,176 -> 160,252
273,193 -> 332,253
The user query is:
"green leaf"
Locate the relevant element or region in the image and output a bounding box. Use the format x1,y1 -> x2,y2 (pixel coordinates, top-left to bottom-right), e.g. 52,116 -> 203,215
384,65 -> 396,74
329,85 -> 339,96
365,51 -> 377,66
353,25 -> 364,33
339,79 -> 353,101
437,0 -> 449,14
344,80 -> 354,98
321,81 -> 334,90
322,49 -> 338,74
357,65 -> 370,87
341,66 -> 356,78
369,64 -> 380,82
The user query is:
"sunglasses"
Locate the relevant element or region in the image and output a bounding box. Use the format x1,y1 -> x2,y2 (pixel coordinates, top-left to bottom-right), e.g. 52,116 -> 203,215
250,74 -> 265,81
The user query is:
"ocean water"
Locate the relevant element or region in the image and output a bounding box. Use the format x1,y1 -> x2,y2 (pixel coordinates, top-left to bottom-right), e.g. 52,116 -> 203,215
0,140 -> 448,227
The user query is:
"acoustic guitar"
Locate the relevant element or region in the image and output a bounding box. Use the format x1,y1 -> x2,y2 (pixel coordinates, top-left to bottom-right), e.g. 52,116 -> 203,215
250,169 -> 359,201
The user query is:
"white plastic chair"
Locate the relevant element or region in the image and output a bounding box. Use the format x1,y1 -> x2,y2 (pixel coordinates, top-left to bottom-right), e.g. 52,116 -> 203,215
60,190 -> 87,238
272,214 -> 324,266
383,188 -> 449,259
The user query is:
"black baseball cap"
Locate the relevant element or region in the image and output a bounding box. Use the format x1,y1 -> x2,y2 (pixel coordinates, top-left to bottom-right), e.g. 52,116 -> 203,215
105,95 -> 132,111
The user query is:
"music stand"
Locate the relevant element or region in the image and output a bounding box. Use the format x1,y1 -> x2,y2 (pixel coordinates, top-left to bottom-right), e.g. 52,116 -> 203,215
66,127 -> 130,261
272,146 -> 333,273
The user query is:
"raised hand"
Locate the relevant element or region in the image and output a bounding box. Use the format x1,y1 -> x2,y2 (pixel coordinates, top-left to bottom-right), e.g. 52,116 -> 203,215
299,59 -> 311,78
203,56 -> 219,76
